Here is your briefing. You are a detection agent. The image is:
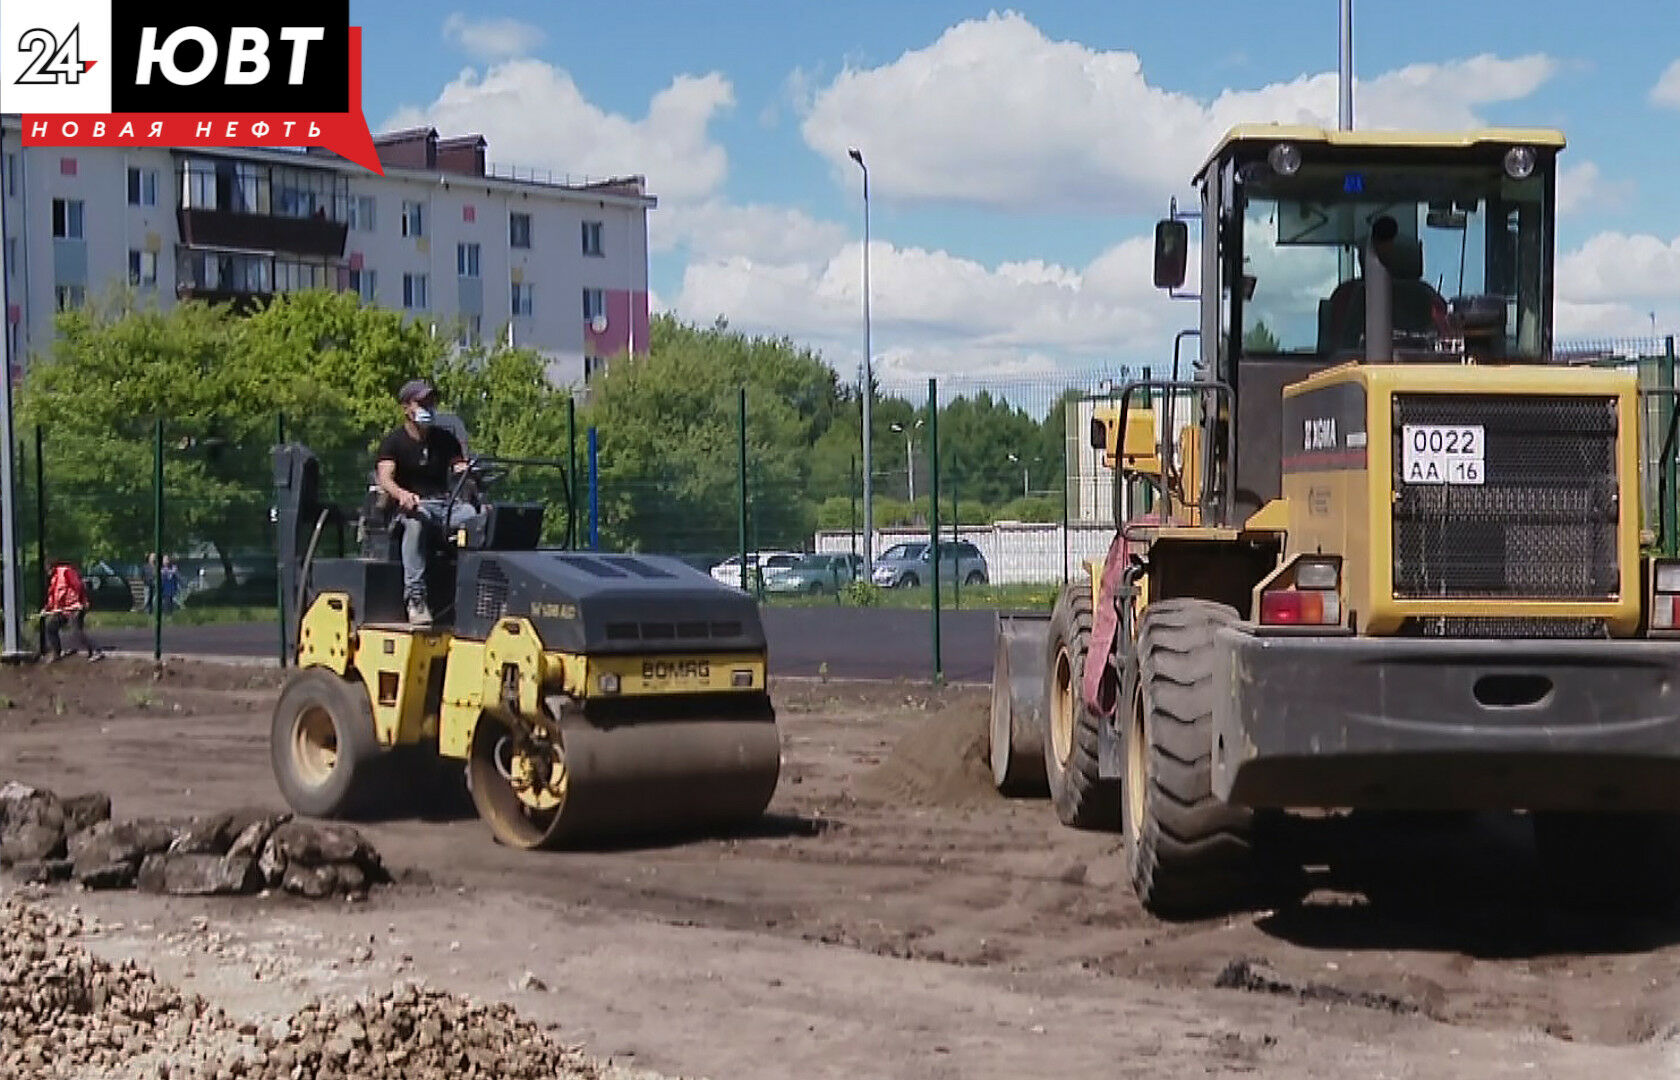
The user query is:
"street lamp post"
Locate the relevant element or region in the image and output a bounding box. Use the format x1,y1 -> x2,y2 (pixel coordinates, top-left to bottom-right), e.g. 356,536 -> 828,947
890,418 -> 923,501
847,146 -> 874,579
1008,453 -> 1029,497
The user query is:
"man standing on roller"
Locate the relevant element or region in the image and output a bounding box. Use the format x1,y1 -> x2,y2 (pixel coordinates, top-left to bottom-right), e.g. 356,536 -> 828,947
375,379 -> 482,626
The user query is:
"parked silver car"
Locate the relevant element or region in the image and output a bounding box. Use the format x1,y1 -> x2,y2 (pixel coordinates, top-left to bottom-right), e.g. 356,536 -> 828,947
764,552 -> 863,595
870,540 -> 988,588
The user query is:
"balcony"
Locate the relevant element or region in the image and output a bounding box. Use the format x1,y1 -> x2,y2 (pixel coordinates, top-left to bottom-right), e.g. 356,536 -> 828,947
174,157 -> 350,259
175,247 -> 348,310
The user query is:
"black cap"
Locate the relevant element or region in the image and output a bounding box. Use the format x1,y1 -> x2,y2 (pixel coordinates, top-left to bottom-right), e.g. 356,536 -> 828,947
398,379 -> 435,404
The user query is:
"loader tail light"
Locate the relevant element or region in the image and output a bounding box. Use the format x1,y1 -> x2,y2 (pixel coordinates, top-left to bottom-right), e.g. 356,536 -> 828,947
1652,560 -> 1680,630
1259,588 -> 1341,626
1259,557 -> 1342,628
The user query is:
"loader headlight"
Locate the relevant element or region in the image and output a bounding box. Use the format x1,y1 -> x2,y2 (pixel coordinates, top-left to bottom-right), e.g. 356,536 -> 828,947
1267,141 -> 1302,176
1503,145 -> 1536,180
597,673 -> 621,695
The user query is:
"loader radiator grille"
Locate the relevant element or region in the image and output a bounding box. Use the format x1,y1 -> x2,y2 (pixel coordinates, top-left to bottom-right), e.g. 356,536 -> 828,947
1400,616 -> 1609,640
1391,394 -> 1619,600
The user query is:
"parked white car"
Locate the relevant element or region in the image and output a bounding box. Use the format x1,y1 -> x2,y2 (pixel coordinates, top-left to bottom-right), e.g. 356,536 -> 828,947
709,550 -> 802,590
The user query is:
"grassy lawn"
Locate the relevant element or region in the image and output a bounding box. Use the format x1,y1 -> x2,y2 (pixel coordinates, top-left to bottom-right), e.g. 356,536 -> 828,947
85,605 -> 280,629
760,581 -> 1063,612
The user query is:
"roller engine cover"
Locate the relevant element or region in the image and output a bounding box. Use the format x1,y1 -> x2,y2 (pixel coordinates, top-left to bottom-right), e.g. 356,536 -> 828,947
453,551 -> 766,653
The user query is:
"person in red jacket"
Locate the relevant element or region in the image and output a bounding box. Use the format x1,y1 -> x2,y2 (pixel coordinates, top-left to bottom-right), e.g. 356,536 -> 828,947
41,560 -> 101,661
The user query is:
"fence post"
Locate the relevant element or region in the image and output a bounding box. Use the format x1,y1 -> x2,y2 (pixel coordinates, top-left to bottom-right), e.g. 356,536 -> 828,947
927,378 -> 942,685
275,412 -> 287,668
1666,337 -> 1678,556
32,424 -> 44,654
737,388 -> 748,594
587,426 -> 599,550
849,454 -> 857,558
153,416 -> 163,662
950,451 -> 959,611
1062,457 -> 1071,586
567,395 -> 577,549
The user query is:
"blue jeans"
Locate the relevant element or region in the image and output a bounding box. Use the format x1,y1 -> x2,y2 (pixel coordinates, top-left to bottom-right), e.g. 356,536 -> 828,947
399,497 -> 483,602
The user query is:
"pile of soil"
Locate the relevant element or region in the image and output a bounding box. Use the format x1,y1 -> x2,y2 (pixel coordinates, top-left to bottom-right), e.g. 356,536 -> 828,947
853,699 -> 996,808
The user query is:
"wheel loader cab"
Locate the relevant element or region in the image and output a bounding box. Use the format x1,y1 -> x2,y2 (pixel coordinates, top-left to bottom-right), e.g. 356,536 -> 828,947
993,125 -> 1680,920
268,443 -> 781,850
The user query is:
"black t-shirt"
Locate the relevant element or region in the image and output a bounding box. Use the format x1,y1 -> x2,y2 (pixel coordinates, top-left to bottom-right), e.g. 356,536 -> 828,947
377,424 -> 464,499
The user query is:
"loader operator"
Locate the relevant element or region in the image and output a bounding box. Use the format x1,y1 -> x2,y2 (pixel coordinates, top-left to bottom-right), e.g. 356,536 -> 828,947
376,379 -> 484,626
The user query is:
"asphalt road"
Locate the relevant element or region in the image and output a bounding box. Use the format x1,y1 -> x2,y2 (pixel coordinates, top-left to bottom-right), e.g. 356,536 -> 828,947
93,605 -> 1004,683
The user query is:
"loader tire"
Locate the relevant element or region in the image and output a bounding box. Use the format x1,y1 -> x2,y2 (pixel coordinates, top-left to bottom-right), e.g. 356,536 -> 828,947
271,668 -> 386,820
1532,811 -> 1680,914
1124,599 -> 1279,919
1043,582 -> 1119,829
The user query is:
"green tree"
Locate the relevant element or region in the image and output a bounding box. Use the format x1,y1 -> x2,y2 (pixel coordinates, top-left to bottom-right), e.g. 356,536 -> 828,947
20,288 -> 449,579
1243,320 -> 1280,352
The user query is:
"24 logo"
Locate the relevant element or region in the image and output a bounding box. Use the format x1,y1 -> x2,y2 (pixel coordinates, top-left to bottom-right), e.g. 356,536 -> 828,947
13,25 -> 96,85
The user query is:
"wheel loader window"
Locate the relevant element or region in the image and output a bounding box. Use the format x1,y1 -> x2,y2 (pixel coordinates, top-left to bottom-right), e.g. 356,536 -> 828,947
1234,161 -> 1548,363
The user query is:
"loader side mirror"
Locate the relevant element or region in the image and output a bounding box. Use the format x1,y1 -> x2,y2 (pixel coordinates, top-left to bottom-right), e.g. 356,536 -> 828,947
1153,219 -> 1188,290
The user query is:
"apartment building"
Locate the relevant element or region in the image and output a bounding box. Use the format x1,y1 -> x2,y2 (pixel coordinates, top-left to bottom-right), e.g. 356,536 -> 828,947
0,120 -> 654,387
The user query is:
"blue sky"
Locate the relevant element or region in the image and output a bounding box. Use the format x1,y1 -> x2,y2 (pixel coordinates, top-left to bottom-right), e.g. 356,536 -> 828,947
349,1 -> 1680,382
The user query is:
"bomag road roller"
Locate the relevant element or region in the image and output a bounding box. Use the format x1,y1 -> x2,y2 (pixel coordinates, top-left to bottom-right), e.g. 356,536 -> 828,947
989,124 -> 1680,918
268,444 -> 780,849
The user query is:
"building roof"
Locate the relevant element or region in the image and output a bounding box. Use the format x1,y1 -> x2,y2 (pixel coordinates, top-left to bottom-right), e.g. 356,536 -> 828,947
1192,123 -> 1568,183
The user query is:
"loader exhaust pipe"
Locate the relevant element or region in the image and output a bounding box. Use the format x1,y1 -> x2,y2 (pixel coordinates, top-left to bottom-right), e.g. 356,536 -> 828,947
1365,214 -> 1396,364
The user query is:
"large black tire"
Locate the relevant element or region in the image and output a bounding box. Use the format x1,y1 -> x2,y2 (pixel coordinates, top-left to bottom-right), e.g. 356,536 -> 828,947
1124,599 -> 1280,919
270,667 -> 386,820
1532,811 -> 1680,915
1042,582 -> 1119,829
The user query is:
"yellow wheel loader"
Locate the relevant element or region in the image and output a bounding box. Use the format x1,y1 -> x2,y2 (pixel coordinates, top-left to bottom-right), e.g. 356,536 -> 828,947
269,446 -> 780,848
991,125 -> 1680,917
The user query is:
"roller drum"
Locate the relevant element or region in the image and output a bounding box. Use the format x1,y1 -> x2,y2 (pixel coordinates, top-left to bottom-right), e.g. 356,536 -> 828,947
470,694 -> 781,849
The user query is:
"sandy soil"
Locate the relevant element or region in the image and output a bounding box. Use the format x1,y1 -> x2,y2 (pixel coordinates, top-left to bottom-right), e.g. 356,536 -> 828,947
2,657 -> 1679,1079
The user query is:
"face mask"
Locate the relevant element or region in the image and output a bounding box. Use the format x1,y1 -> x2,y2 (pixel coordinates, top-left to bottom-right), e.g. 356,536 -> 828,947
412,407 -> 434,426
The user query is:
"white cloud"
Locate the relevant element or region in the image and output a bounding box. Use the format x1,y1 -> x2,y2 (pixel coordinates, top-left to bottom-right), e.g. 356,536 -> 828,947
1556,231 -> 1680,336
674,231 -> 1194,382
381,61 -> 733,203
1652,59 -> 1680,109
652,200 -> 850,265
800,12 -> 1558,214
441,14 -> 547,62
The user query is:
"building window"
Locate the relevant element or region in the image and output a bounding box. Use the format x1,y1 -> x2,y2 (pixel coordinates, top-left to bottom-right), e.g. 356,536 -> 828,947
126,167 -> 157,207
349,268 -> 376,303
401,200 -> 425,238
347,195 -> 376,232
51,199 -> 84,239
456,243 -> 480,278
581,221 -> 603,257
582,288 -> 605,322
53,284 -> 85,311
509,212 -> 531,249
403,272 -> 428,309
456,314 -> 482,346
128,250 -> 157,288
511,282 -> 533,317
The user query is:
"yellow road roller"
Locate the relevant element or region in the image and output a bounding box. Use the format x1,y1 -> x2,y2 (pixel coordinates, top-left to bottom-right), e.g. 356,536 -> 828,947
269,444 -> 780,848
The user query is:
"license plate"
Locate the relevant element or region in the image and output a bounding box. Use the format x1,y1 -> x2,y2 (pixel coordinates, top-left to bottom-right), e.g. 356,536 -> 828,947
1402,424 -> 1484,485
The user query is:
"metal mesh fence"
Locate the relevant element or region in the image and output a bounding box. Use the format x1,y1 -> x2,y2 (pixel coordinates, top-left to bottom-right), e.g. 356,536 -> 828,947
10,334 -> 1680,669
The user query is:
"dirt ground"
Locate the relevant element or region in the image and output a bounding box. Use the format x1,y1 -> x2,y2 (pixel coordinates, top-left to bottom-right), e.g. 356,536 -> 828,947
3,657 -> 1680,1079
